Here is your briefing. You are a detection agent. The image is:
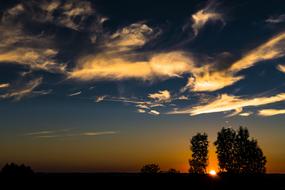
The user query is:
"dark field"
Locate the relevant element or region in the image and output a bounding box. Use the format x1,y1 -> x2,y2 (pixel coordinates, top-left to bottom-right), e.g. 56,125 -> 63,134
1,173 -> 285,189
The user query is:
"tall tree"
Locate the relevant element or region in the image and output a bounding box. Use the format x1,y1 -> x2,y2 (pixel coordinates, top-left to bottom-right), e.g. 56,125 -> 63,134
214,127 -> 238,173
189,133 -> 208,174
236,127 -> 266,174
214,127 -> 266,174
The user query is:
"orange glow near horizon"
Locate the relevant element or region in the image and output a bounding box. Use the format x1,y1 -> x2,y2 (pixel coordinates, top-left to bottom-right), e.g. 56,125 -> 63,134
209,170 -> 217,176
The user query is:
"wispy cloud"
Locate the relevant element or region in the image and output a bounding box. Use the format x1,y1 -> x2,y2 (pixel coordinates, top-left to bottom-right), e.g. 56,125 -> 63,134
266,14 -> 285,24
148,90 -> 171,102
184,32 -> 285,92
0,15 -> 66,73
137,109 -> 146,113
191,1 -> 224,36
239,112 -> 253,117
0,83 -> 10,89
169,93 -> 285,116
70,50 -> 192,81
258,109 -> 285,116
95,96 -> 106,102
148,110 -> 160,115
177,95 -> 189,100
81,131 -> 118,136
106,22 -> 154,52
0,78 -> 43,101
23,129 -> 118,139
68,91 -> 82,97
229,33 -> 285,72
23,130 -> 54,136
277,64 -> 285,73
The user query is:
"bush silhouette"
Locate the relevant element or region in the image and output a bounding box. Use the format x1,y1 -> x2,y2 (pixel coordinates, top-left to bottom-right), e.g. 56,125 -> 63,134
167,168 -> 180,174
140,164 -> 160,174
189,133 -> 208,174
214,127 -> 266,174
1,163 -> 34,176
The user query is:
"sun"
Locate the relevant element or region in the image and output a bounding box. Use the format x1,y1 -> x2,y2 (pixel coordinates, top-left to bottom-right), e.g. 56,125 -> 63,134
209,170 -> 217,176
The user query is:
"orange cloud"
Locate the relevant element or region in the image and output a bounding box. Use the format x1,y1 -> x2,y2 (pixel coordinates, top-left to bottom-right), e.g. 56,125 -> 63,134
70,51 -> 193,80
258,109 -> 285,116
148,90 -> 171,102
170,93 -> 285,116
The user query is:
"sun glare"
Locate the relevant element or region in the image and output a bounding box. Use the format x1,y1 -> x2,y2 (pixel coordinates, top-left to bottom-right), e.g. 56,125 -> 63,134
209,170 -> 217,176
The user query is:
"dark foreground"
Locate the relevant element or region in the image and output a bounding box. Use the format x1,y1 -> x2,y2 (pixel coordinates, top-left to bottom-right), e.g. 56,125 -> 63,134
1,173 -> 285,189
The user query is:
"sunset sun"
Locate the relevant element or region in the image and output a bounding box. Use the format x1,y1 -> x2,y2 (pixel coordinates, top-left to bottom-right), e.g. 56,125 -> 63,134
209,170 -> 217,176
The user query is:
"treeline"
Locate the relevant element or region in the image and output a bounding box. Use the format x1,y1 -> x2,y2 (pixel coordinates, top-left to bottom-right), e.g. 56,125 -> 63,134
141,126 -> 266,175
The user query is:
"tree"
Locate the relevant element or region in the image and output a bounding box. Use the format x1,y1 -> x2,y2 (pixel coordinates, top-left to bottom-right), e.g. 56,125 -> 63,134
214,127 -> 266,174
214,127 -> 238,173
235,127 -> 266,174
140,164 -> 160,174
189,133 -> 208,174
167,168 -> 180,174
1,163 -> 34,176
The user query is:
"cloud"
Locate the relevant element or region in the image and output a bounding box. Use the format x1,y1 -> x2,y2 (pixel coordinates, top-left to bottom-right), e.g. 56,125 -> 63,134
70,51 -> 193,81
177,95 -> 189,100
149,110 -> 160,115
266,14 -> 285,24
258,109 -> 285,116
148,90 -> 171,102
81,131 -> 118,136
183,71 -> 243,92
0,48 -> 65,73
68,91 -> 82,97
32,89 -> 53,96
0,83 -> 10,89
0,19 -> 66,73
69,22 -> 194,81
6,4 -> 25,16
184,32 -> 285,92
23,129 -> 117,138
56,0 -> 94,31
229,32 -> 285,72
94,95 -> 166,115
191,2 -> 223,36
106,23 -> 154,51
137,109 -> 146,113
277,64 -> 285,73
169,93 -> 285,116
136,104 -> 150,109
239,112 -> 253,117
24,130 -> 54,136
0,78 -> 43,101
95,96 -> 106,102
19,0 -> 96,31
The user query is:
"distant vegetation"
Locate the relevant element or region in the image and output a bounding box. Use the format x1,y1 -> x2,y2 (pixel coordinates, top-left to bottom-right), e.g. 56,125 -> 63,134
1,163 -> 34,176
140,164 -> 160,174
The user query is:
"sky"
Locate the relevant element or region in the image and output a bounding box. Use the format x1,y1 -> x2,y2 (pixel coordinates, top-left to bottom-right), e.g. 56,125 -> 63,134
0,0 -> 285,173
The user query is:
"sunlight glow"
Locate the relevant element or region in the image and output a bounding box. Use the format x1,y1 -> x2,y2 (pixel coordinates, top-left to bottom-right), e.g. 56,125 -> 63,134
209,170 -> 217,176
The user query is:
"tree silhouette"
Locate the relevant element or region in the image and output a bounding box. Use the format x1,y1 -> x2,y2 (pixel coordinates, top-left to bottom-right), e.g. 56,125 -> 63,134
235,127 -> 266,174
1,163 -> 34,176
214,127 -> 266,174
140,164 -> 160,174
167,168 -> 180,174
189,133 -> 208,174
214,127 -> 238,173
